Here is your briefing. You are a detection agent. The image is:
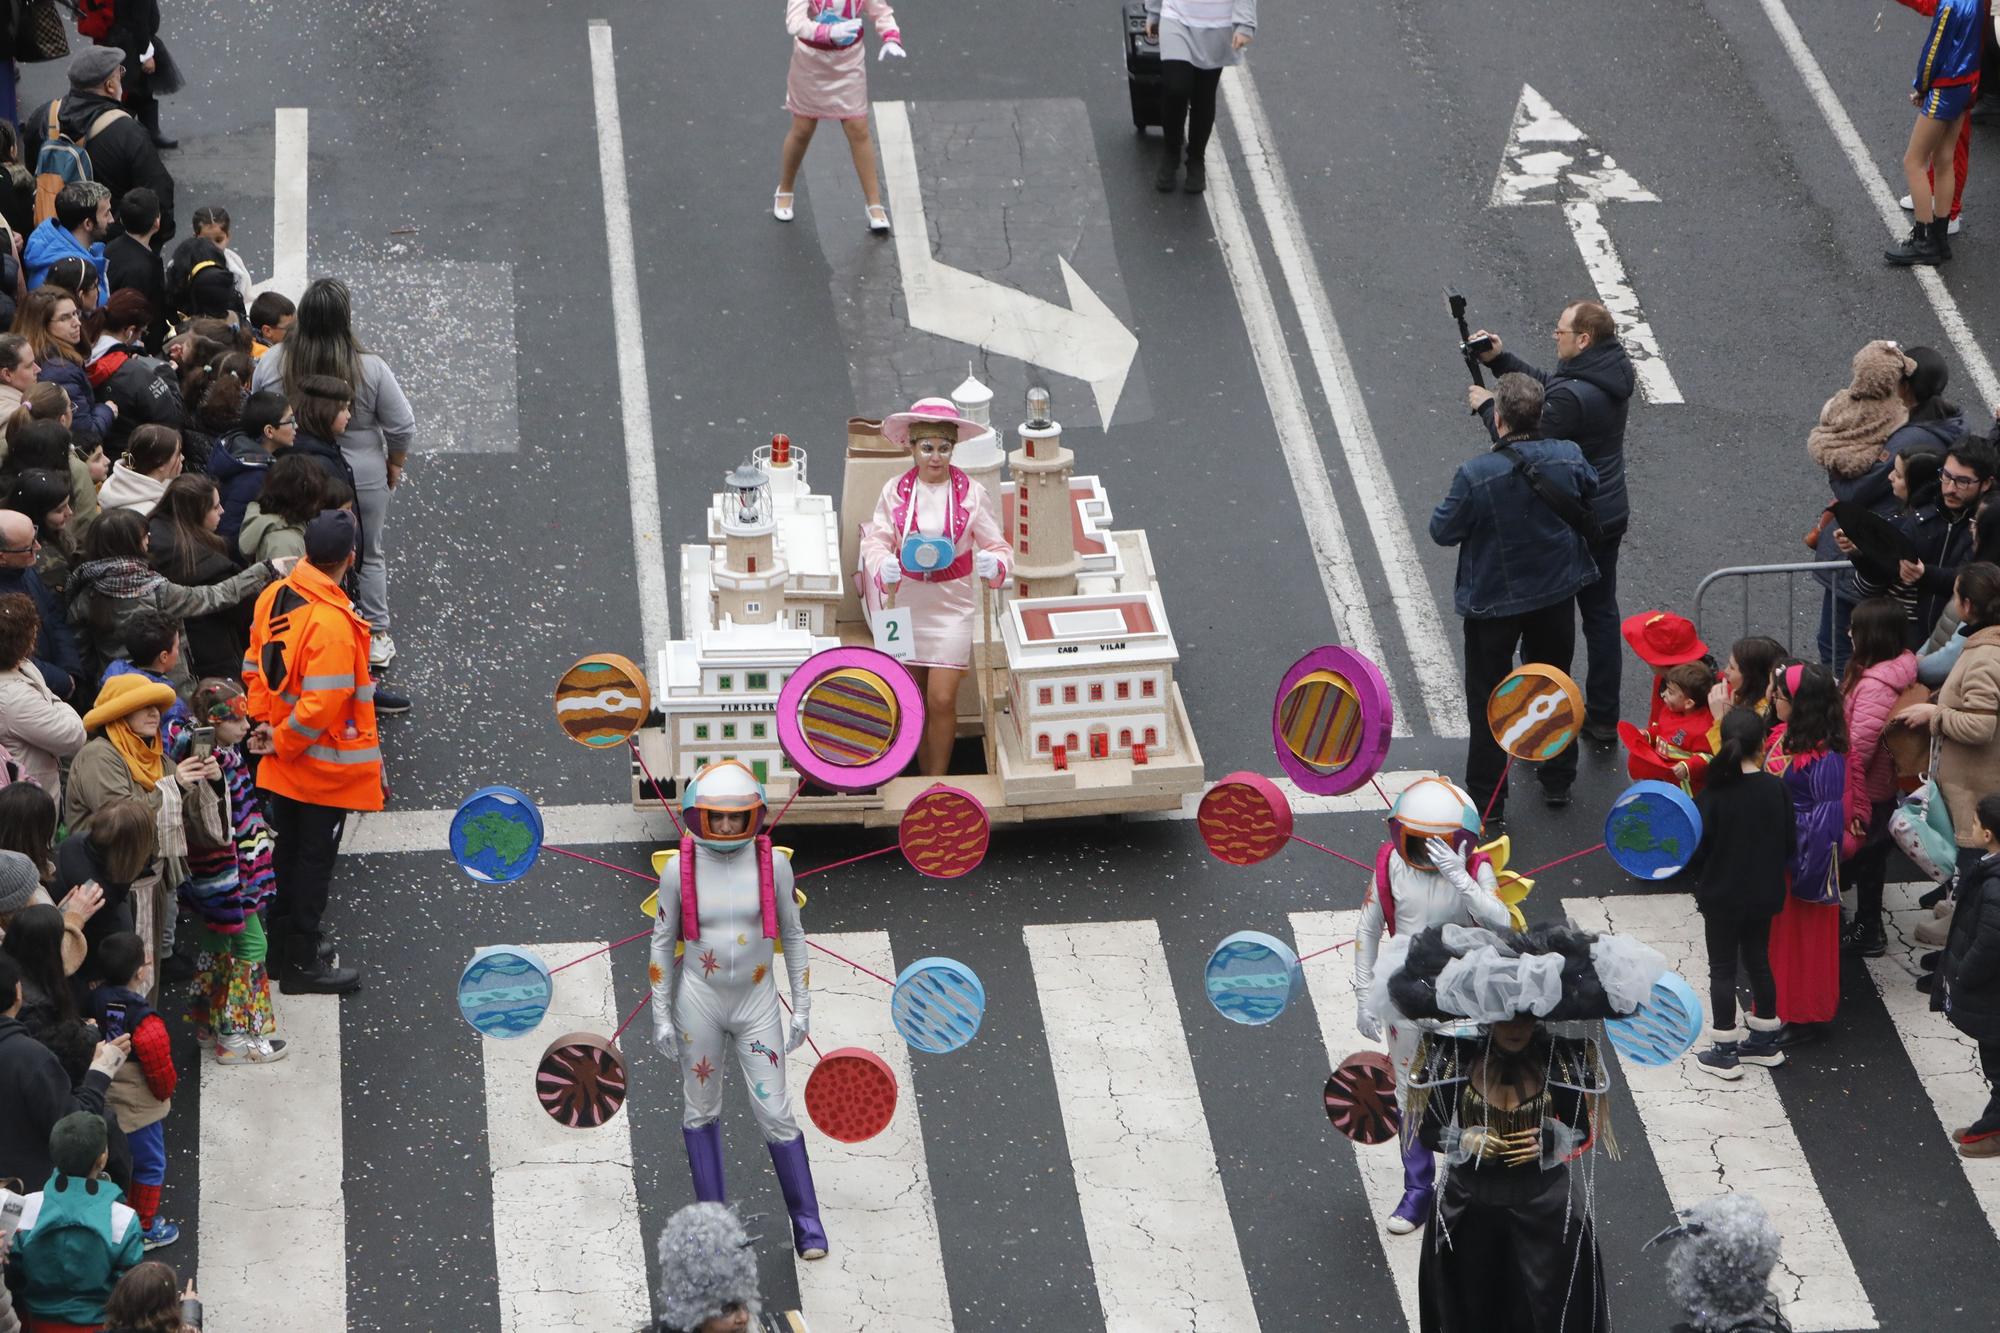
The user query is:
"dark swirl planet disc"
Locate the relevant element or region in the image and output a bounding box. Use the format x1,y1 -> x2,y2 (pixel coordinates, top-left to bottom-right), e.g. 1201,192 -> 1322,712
1324,1051 -> 1399,1145
535,1031 -> 628,1129
804,1047 -> 899,1143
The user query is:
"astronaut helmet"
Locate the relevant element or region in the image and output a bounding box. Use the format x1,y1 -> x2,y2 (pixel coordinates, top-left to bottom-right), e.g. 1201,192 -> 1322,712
681,759 -> 766,851
1386,776 -> 1480,871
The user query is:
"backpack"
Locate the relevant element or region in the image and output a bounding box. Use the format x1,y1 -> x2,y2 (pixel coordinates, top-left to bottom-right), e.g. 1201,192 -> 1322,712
74,1 -> 117,41
31,99 -> 128,225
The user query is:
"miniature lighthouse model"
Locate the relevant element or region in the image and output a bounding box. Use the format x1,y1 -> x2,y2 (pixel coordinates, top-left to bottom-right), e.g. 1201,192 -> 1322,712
951,370 -> 1005,512
1007,387 -> 1081,601
711,461 -> 786,625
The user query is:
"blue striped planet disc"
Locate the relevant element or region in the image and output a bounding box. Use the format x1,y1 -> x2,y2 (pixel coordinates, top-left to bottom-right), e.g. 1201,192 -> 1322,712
1203,930 -> 1301,1026
892,957 -> 987,1054
1605,971 -> 1704,1067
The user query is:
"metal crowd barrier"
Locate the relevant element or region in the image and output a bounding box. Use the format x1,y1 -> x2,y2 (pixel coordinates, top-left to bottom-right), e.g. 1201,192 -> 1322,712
1692,559 -> 1855,666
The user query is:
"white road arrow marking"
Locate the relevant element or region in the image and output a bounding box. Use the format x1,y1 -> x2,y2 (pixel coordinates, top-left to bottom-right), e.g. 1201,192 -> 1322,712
1492,85 -> 1683,406
874,100 -> 1139,431
249,108 -> 308,302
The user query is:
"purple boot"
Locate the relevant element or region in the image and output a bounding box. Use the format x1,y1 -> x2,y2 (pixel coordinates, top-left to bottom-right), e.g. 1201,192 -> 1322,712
684,1123 -> 726,1204
768,1135 -> 830,1259
1387,1133 -> 1434,1235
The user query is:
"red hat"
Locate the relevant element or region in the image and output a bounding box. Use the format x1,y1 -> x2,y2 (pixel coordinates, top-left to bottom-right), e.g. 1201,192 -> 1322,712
1617,720 -> 1682,783
1621,611 -> 1707,668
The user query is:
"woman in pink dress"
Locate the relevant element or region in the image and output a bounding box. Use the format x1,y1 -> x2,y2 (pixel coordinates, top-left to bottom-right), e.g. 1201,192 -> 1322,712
859,397 -> 1012,775
775,0 -> 904,232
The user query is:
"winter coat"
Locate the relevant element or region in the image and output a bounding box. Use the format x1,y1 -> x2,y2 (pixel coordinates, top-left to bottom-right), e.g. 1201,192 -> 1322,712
1886,407 -> 1966,464
7,1168 -> 143,1327
0,565 -> 84,700
1944,855 -> 2000,1042
101,232 -> 167,353
244,561 -> 384,811
93,460 -> 164,516
65,554 -> 276,694
1683,770 -> 1796,920
289,430 -> 358,495
1808,342 -> 1909,472
85,339 -> 183,451
237,502 -> 306,564
60,733 -> 165,837
19,217 -> 108,306
52,830 -> 143,958
0,1015 -> 113,1190
21,89 -> 175,247
146,516 -> 248,681
37,354 -> 114,451
1478,340 -> 1636,536
1895,499 -> 1980,663
1930,625 -> 2000,847
209,430 -> 271,543
1842,651 -> 1920,817
252,345 -> 417,462
1429,437 -> 1600,618
0,661 -> 84,801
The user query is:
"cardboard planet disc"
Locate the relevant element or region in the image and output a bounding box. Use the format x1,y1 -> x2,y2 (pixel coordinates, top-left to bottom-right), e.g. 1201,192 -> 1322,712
1204,930 -> 1302,1025
457,946 -> 553,1039
1271,647 -> 1395,794
776,647 -> 925,791
1324,1051 -> 1400,1145
1486,663 -> 1585,761
804,1046 -> 898,1143
899,785 -> 990,879
891,957 -> 986,1053
1606,971 -> 1704,1067
449,786 -> 545,884
1604,780 -> 1703,880
555,653 -> 652,748
535,1032 -> 628,1129
1197,772 -> 1295,865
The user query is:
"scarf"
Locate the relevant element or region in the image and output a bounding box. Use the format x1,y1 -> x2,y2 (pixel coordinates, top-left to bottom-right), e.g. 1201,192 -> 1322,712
103,715 -> 163,788
69,556 -> 162,600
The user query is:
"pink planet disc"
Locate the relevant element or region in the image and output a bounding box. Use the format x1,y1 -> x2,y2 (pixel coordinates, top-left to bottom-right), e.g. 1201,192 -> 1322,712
535,1031 -> 628,1129
804,1046 -> 898,1143
1197,772 -> 1294,865
1270,647 -> 1394,795
899,785 -> 991,879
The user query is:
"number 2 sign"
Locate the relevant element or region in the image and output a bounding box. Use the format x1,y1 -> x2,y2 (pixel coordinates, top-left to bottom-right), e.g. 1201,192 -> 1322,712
872,605 -> 916,662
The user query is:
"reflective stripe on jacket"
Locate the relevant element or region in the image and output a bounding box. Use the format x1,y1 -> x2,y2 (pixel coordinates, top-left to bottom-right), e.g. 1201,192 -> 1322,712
244,561 -> 384,811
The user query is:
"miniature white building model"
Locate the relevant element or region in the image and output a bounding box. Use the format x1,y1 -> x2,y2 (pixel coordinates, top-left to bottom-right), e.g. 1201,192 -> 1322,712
1001,591 -> 1178,761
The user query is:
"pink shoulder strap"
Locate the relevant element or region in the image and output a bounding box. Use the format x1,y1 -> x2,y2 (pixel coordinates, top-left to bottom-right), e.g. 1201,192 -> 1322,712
757,836 -> 778,940
1373,843 -> 1398,937
678,835 -> 699,943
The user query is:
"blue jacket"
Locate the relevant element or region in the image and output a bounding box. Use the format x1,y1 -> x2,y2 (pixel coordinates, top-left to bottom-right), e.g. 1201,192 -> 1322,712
0,563 -> 82,699
208,430 -> 271,545
36,355 -> 114,450
1430,437 -> 1600,619
1913,0 -> 1983,94
20,217 -> 109,306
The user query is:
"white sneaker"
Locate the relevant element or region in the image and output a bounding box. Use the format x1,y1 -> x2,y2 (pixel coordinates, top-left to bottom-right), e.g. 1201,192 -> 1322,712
1897,197 -> 1963,232
215,1035 -> 290,1065
1385,1214 -> 1419,1236
369,631 -> 397,667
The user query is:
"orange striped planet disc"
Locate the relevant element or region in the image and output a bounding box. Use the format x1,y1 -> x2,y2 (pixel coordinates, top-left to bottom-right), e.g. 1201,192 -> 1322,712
799,669 -> 900,768
899,785 -> 990,878
553,653 -> 651,748
1277,670 -> 1364,775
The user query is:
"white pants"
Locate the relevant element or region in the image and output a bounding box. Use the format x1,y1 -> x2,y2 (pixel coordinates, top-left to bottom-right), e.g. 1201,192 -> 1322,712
675,967 -> 802,1143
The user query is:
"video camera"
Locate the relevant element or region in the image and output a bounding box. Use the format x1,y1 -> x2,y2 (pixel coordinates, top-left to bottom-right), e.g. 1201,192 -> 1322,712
1447,289 -> 1489,386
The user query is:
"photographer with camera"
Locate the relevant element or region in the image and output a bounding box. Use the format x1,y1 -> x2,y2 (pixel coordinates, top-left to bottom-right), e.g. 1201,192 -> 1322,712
1465,301 -> 1636,746
1431,372 -> 1601,825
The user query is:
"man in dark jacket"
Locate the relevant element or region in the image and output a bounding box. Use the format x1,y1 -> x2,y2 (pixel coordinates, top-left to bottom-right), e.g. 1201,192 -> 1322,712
0,954 -> 126,1190
1894,436 -> 1997,638
1470,301 -> 1634,743
1941,793 -> 2000,1158
1432,372 -> 1600,823
0,510 -> 83,701
210,391 -> 291,544
22,49 -> 175,249
104,187 -> 168,353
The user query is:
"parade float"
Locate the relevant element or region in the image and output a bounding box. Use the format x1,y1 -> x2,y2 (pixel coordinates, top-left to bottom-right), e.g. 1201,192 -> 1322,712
625,377 -> 1207,825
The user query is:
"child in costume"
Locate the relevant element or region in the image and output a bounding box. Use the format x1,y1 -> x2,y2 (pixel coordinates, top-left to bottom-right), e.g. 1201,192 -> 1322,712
83,933 -> 179,1249
774,0 -> 905,231
1884,0 -> 1984,265
1639,661 -> 1718,791
1619,611 -> 1716,790
1653,1194 -> 1794,1333
650,761 -> 826,1260
651,1202 -> 808,1333
858,396 -> 1012,775
1764,665 -> 1850,1042
164,679 -> 283,1064
1352,776 -> 1514,1235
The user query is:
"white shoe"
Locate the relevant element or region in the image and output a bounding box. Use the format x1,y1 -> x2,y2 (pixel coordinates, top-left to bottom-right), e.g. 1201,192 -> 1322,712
369,631 -> 397,667
1897,196 -> 1963,232
773,190 -> 795,222
216,1035 -> 290,1065
1385,1214 -> 1418,1236
866,204 -> 891,234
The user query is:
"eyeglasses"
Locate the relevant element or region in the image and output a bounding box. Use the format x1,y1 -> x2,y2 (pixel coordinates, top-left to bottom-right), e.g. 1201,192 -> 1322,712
0,537 -> 39,554
277,417 -> 296,428
1942,468 -> 1983,488
913,442 -> 955,456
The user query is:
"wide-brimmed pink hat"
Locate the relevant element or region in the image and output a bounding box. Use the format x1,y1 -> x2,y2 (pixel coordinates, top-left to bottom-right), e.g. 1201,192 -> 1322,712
881,396 -> 985,446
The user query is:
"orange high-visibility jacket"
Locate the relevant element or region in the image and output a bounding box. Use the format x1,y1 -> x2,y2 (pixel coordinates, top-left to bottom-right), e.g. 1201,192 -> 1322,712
243,562 -> 384,811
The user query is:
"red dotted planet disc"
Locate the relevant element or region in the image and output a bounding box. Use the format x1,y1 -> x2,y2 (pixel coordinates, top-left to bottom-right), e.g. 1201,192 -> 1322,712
1197,771 -> 1295,865
899,785 -> 991,879
804,1046 -> 899,1143
535,1031 -> 628,1129
1324,1050 -> 1399,1145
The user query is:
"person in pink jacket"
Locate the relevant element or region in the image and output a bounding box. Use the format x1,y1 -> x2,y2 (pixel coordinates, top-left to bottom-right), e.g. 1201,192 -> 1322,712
774,0 -> 903,232
1841,596 -> 1921,956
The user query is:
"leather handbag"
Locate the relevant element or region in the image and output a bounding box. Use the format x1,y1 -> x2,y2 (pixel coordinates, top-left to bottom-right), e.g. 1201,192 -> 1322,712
17,0 -> 70,63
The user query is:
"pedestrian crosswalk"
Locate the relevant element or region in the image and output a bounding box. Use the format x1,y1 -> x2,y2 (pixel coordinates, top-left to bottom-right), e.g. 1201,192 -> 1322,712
189,890 -> 2000,1332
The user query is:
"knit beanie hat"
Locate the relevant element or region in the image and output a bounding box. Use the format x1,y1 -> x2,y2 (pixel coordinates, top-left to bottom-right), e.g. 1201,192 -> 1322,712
81,673 -> 178,734
49,1111 -> 105,1178
1807,341 -> 1915,479
0,850 -> 39,915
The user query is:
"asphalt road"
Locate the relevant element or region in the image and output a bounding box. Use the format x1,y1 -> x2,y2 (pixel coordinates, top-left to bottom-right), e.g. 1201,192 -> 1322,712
72,0 -> 2000,1327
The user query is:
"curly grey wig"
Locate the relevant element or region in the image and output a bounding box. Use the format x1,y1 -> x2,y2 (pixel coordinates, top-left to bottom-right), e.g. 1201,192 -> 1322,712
1664,1194 -> 1785,1331
655,1203 -> 761,1332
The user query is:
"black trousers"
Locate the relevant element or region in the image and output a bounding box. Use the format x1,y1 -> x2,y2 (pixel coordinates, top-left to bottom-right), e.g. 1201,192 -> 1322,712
1462,598 -> 1579,821
1159,62 -> 1222,165
1702,911 -> 1777,1028
266,792 -> 346,966
1843,815 -> 1894,929
1576,534 -> 1623,728
1975,1041 -> 2000,1136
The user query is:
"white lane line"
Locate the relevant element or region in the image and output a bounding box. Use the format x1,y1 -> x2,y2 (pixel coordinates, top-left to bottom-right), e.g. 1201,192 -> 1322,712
587,20 -> 672,665
1201,141 -> 1407,735
198,991 -> 345,1331
483,942 -> 651,1333
1290,910 -> 1419,1328
1024,918 -> 1262,1331
1867,882 -> 2000,1243
1565,895 -> 1877,1331
789,931 -> 953,1332
1755,0 -> 2000,410
1219,68 -> 1467,738
250,108 -> 308,301
1559,201 -> 1684,405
